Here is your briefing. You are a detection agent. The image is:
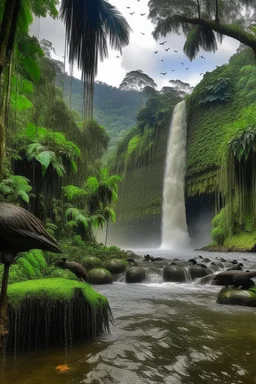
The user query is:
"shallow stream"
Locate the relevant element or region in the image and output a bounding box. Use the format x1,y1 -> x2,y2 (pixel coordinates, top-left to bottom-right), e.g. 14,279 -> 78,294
1,250 -> 256,383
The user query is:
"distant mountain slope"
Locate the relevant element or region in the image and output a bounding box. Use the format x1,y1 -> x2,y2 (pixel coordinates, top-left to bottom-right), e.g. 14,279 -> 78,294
56,73 -> 139,151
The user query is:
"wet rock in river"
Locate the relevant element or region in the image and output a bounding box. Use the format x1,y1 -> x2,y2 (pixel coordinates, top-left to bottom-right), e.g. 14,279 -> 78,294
217,287 -> 256,307
163,265 -> 186,283
105,259 -> 128,274
189,265 -> 212,280
87,268 -> 113,284
126,267 -> 146,283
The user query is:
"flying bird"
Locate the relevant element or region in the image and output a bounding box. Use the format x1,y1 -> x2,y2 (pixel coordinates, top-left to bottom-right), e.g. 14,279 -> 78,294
129,12 -> 135,15
172,70 -> 175,71
159,41 -> 167,45
174,50 -> 178,53
200,55 -> 206,59
186,68 -> 189,70
181,62 -> 184,65
141,32 -> 145,35
154,51 -> 158,54
140,13 -> 146,16
164,48 -> 170,51
161,59 -> 164,62
116,56 -> 120,58
161,72 -> 167,75
126,6 -> 130,8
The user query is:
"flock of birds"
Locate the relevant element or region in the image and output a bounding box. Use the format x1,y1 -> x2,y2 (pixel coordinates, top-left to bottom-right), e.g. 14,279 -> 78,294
114,2 -> 209,80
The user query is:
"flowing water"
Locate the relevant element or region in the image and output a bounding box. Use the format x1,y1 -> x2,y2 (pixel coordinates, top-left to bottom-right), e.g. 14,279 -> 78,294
161,101 -> 190,249
1,249 -> 256,384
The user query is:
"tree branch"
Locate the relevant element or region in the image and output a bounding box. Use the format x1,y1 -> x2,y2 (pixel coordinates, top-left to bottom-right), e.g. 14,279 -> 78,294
176,16 -> 256,54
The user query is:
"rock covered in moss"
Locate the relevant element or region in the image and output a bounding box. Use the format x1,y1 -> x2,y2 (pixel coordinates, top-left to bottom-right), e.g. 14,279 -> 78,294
126,266 -> 146,283
7,278 -> 112,352
105,259 -> 128,275
82,256 -> 102,271
88,268 -> 113,284
217,287 -> 256,307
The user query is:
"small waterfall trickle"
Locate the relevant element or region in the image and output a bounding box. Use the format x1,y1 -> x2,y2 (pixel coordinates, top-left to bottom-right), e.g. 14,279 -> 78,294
161,100 -> 190,249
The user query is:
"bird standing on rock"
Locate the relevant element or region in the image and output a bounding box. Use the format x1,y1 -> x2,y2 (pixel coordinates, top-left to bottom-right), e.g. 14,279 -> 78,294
55,258 -> 88,281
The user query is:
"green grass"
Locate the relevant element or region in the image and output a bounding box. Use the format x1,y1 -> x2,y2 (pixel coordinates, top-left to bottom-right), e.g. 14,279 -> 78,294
8,278 -> 108,308
224,231 -> 256,250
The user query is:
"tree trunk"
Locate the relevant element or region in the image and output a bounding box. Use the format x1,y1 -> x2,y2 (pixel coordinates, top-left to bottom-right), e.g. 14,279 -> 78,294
196,0 -> 201,19
215,0 -> 219,22
175,16 -> 256,55
105,220 -> 109,246
0,264 -> 10,350
0,0 -> 21,179
0,0 -> 18,77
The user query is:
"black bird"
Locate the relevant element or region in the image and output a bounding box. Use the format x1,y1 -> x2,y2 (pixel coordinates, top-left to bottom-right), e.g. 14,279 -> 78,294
154,51 -> 158,54
55,258 -> 87,282
159,41 -> 167,45
174,50 -> 178,53
116,56 -> 120,58
161,72 -> 167,75
141,32 -> 145,35
200,55 -> 206,59
172,69 -> 175,71
0,203 -> 61,332
161,59 -> 164,62
129,12 -> 135,15
186,68 -> 189,70
140,13 -> 146,16
181,62 -> 184,65
164,48 -> 170,51
126,6 -> 130,8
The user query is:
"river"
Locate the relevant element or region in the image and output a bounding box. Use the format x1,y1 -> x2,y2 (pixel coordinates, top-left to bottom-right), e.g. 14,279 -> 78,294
1,249 -> 256,383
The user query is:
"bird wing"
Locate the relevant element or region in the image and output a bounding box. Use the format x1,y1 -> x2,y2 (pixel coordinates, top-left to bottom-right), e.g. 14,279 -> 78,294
0,203 -> 61,253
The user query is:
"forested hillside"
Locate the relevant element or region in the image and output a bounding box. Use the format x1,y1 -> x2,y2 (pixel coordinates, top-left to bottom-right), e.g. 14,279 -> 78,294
56,73 -> 139,152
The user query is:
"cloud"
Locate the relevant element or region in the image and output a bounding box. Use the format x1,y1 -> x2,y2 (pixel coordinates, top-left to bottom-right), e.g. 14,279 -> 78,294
30,0 -> 240,89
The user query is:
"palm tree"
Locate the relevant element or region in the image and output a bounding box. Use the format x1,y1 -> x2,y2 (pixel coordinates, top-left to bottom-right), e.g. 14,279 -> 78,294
60,0 -> 131,120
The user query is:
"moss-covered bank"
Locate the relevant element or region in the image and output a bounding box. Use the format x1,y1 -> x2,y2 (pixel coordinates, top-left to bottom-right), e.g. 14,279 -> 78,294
6,278 -> 112,352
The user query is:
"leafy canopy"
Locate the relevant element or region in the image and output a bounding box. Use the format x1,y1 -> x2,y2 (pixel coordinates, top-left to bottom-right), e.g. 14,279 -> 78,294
148,0 -> 256,59
119,70 -> 157,93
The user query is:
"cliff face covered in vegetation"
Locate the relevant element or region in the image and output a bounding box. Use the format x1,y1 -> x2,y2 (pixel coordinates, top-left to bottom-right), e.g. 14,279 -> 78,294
113,48 -> 256,249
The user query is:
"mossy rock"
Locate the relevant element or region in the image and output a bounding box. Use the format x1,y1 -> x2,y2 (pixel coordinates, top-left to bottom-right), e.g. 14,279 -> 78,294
82,256 -> 103,271
105,259 -> 128,274
126,266 -> 146,283
6,278 -> 112,352
87,268 -> 113,285
217,287 -> 256,307
46,266 -> 77,280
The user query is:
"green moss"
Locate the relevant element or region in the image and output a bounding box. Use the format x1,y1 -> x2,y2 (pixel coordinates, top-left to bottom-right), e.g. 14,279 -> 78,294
16,258 -> 37,279
82,256 -> 102,270
224,231 -> 256,250
8,278 -> 108,308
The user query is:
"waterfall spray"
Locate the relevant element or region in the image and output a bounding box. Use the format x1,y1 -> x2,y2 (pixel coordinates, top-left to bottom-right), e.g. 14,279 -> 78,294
161,100 -> 190,249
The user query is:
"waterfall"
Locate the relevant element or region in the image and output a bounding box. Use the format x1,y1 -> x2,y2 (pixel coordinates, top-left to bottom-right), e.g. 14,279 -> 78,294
161,100 -> 190,249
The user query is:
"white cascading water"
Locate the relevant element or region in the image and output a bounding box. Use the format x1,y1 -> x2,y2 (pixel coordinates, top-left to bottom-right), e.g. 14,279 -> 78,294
161,100 -> 190,249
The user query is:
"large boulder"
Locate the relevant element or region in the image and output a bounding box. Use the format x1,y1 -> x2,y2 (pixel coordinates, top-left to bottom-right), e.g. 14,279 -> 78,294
163,265 -> 186,283
82,257 -> 102,271
7,278 -> 112,352
126,267 -> 146,283
188,265 -> 212,280
87,268 -> 113,285
217,287 -> 256,307
212,271 -> 256,286
105,259 -> 128,275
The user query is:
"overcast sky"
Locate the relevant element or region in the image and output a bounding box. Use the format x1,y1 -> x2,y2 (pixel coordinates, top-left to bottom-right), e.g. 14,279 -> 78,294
30,0 -> 240,89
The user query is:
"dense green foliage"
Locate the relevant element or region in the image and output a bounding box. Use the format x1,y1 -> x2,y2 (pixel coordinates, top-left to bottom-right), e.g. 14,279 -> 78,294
114,87 -> 181,173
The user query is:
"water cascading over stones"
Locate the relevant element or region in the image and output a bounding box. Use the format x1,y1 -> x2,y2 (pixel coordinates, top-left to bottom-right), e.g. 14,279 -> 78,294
161,100 -> 190,249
